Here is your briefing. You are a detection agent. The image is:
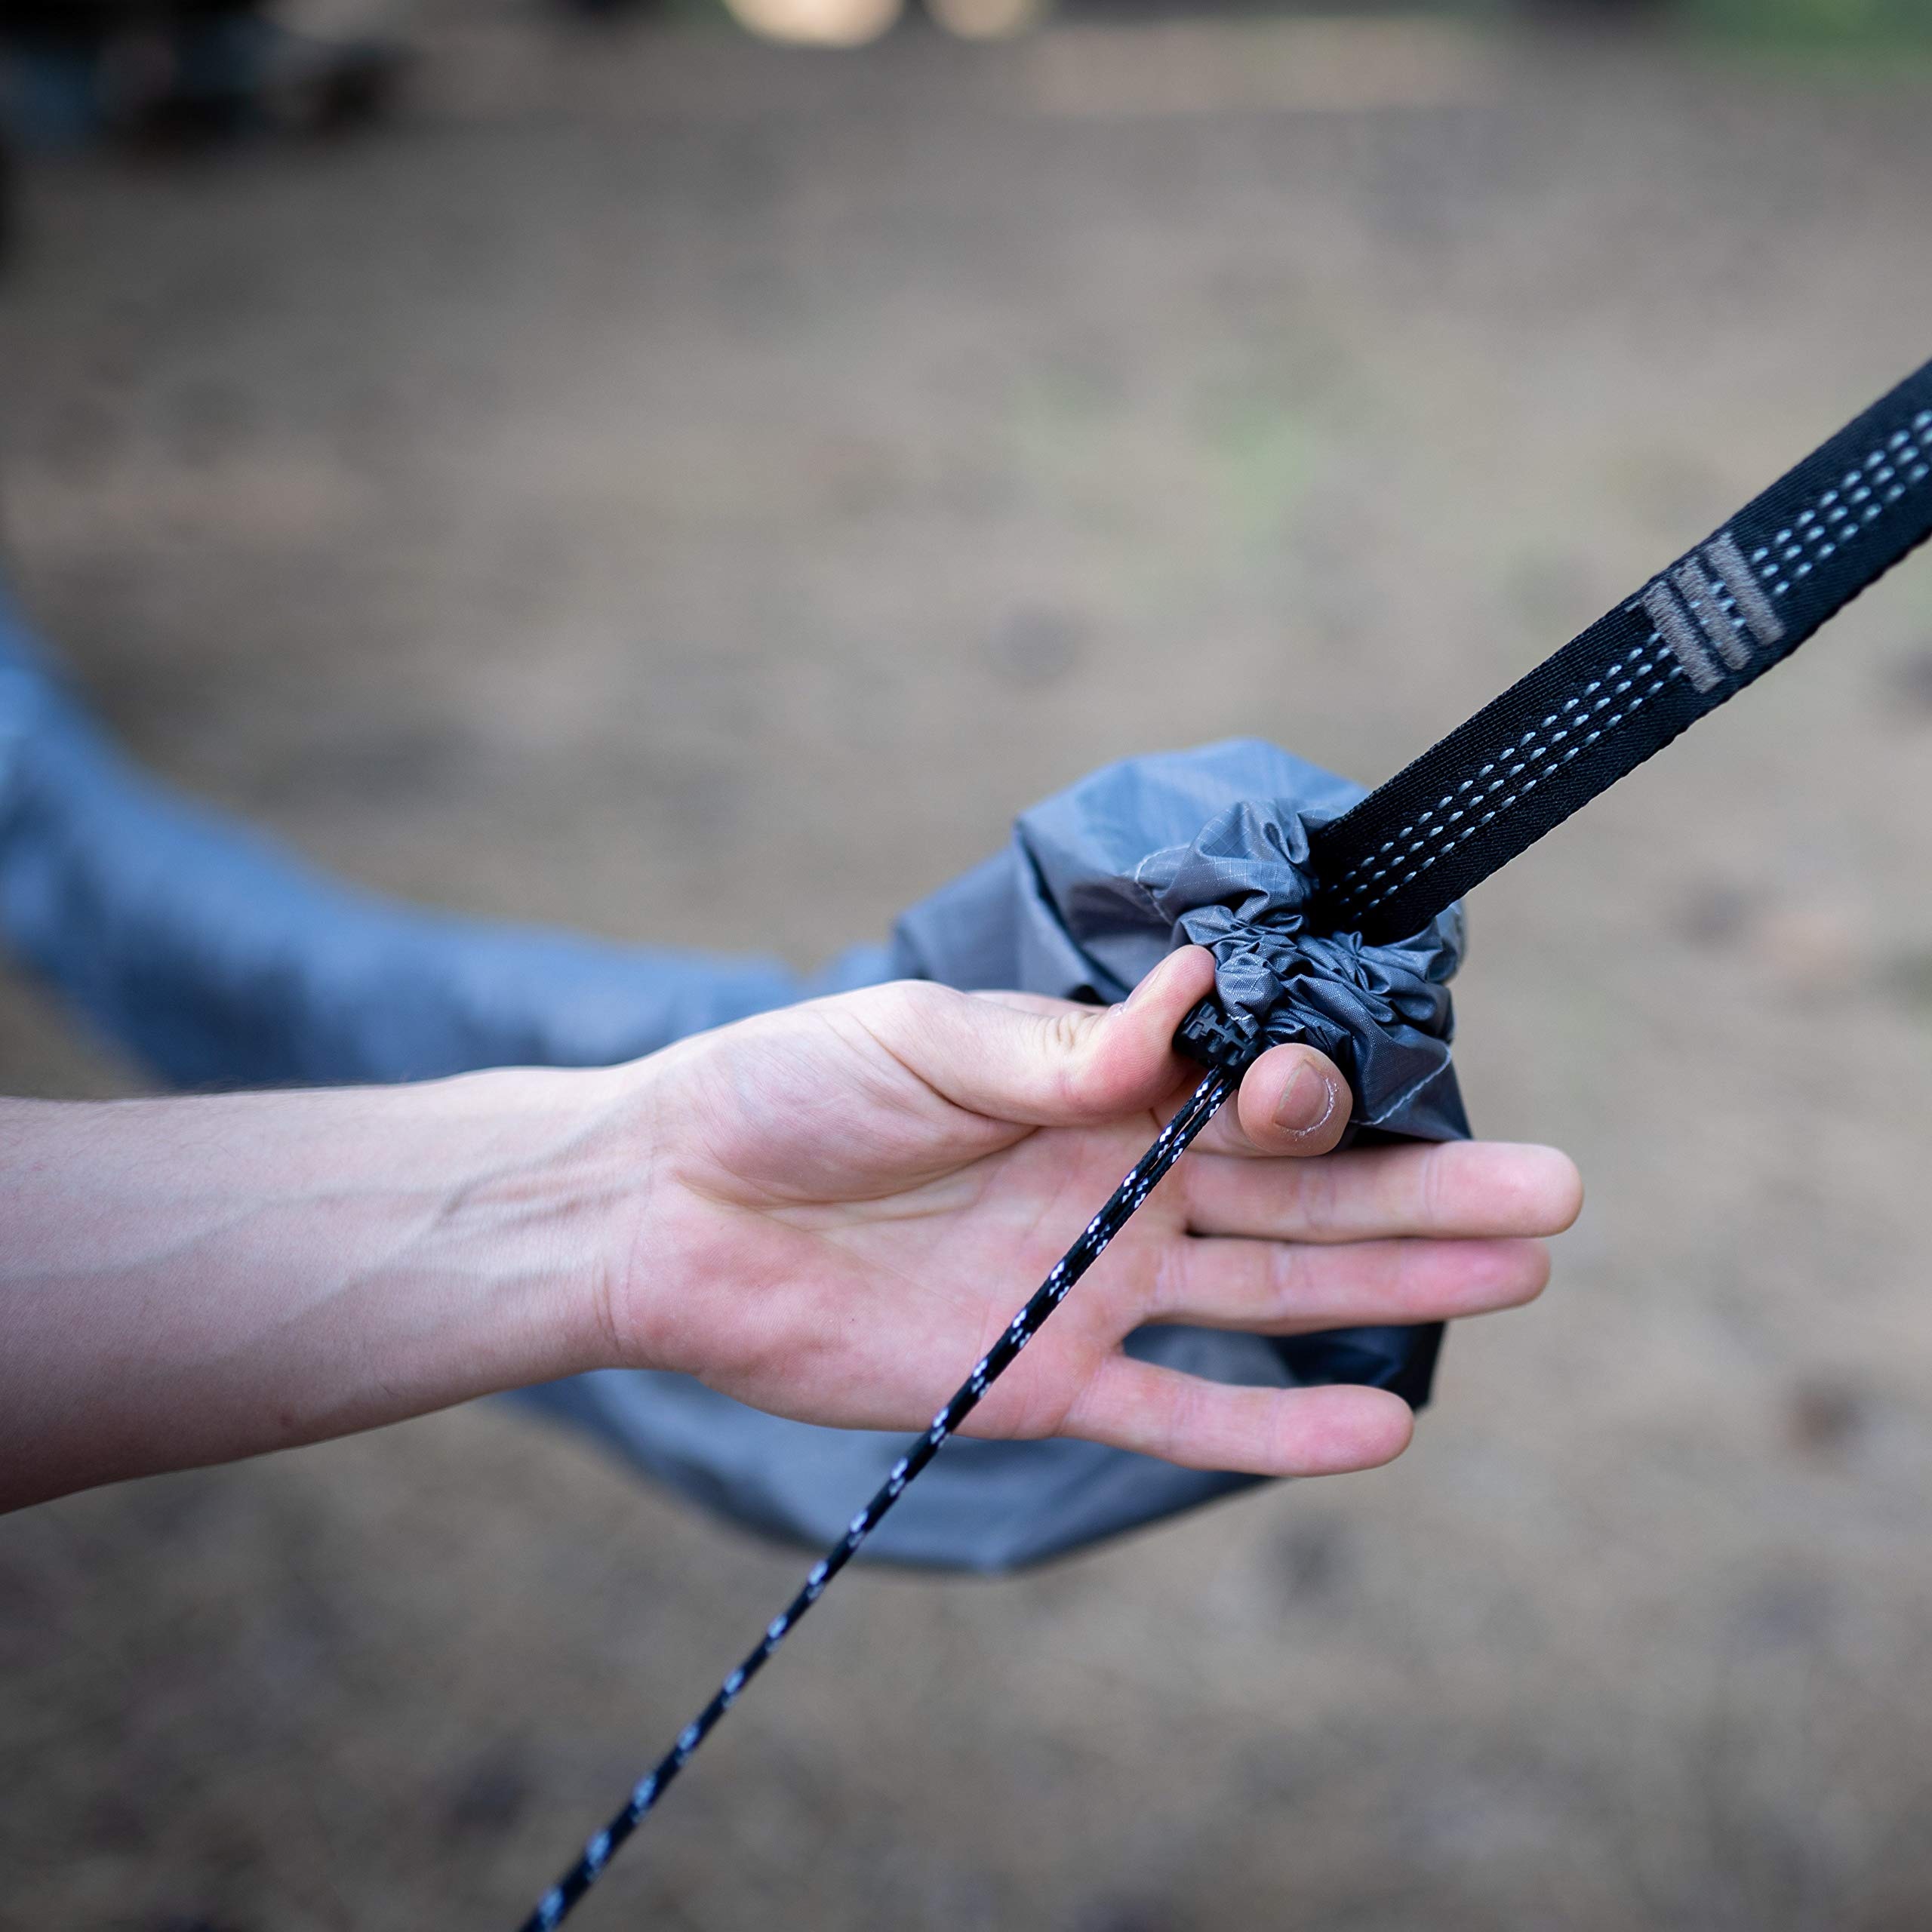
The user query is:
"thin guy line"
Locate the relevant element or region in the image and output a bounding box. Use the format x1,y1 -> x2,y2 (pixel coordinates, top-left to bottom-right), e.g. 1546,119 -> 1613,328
515,1063 -> 1240,1932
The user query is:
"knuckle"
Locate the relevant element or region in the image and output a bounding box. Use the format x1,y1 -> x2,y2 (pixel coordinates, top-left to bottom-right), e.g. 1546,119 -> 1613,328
860,977 -> 940,1048
1148,1237 -> 1190,1318
1048,1004 -> 1097,1063
1264,1240 -> 1309,1315
1049,1006 -> 1113,1107
1303,1156 -> 1343,1236
1414,1143 -> 1451,1228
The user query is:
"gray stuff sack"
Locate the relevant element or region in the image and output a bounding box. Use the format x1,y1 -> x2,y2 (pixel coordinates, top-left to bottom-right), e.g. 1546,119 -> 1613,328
0,585 -> 1466,1570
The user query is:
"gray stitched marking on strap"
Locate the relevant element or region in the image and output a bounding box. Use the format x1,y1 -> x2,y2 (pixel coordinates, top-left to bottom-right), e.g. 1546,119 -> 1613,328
1671,556 -> 1753,669
1705,529 -> 1787,646
1640,580 -> 1721,692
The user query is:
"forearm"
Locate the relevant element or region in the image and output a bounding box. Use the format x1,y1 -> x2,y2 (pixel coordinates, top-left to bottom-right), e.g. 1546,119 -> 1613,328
0,1067 -> 648,1511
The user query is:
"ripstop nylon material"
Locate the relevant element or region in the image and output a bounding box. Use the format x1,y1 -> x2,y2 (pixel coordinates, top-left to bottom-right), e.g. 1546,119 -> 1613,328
1309,358 -> 1932,945
515,356 -> 1932,1927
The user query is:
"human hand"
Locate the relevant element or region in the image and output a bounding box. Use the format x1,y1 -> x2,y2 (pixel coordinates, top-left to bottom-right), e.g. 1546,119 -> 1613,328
609,948 -> 1582,1479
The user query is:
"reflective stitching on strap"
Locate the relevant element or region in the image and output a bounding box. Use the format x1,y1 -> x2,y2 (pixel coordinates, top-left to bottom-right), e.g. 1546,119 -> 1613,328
1671,555 -> 1754,669
1640,580 -> 1721,692
1704,530 -> 1786,647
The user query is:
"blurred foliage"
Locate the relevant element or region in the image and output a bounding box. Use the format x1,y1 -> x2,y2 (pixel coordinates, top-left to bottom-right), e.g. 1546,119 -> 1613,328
1438,0 -> 1932,54
1681,0 -> 1932,48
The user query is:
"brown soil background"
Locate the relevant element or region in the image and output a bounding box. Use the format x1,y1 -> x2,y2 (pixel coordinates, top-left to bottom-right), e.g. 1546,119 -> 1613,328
5,10 -> 1932,1929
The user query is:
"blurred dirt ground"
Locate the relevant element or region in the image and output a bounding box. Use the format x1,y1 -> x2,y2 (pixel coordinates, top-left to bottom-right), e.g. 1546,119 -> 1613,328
7,8 -> 1932,1930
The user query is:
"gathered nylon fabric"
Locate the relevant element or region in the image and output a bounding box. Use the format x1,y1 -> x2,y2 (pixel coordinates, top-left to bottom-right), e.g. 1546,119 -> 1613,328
897,745 -> 1466,1147
0,593 -> 1466,1569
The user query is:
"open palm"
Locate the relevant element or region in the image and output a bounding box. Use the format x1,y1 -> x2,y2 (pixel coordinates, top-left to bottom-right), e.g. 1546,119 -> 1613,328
614,948 -> 1580,1479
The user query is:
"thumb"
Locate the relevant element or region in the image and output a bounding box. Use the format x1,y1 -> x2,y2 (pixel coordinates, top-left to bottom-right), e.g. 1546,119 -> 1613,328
875,947 -> 1220,1127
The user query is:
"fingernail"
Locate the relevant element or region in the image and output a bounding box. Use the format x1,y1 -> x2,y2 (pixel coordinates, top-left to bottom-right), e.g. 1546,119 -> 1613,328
1274,1060 -> 1335,1134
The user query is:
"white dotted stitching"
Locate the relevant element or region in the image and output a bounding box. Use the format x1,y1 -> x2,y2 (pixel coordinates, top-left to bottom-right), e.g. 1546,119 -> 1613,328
1749,410 -> 1932,597
1338,648 -> 1663,892
1332,640 -> 1683,918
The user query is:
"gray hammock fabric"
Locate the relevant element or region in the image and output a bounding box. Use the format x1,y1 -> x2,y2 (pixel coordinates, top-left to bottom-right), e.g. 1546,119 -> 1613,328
0,583 -> 1466,1570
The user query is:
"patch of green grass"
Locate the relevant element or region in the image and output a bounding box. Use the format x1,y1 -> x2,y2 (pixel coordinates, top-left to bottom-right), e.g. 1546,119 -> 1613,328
1682,0 -> 1932,47
1444,0 -> 1932,57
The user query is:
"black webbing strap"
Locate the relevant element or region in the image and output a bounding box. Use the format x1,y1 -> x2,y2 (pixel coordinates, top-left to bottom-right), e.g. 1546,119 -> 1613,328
514,358 -> 1932,1930
1309,359 -> 1932,946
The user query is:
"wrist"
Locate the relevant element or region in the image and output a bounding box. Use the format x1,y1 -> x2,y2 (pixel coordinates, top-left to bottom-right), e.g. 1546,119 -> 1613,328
577,1034 -> 740,1383
455,1058 -> 673,1384
537,1044 -> 698,1378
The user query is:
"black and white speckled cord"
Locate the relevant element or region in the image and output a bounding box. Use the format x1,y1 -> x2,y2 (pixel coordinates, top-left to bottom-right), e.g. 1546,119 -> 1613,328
515,1063 -> 1238,1931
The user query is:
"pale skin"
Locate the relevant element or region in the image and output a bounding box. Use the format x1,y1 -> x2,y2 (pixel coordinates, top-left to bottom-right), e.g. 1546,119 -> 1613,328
0,946 -> 1580,1515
